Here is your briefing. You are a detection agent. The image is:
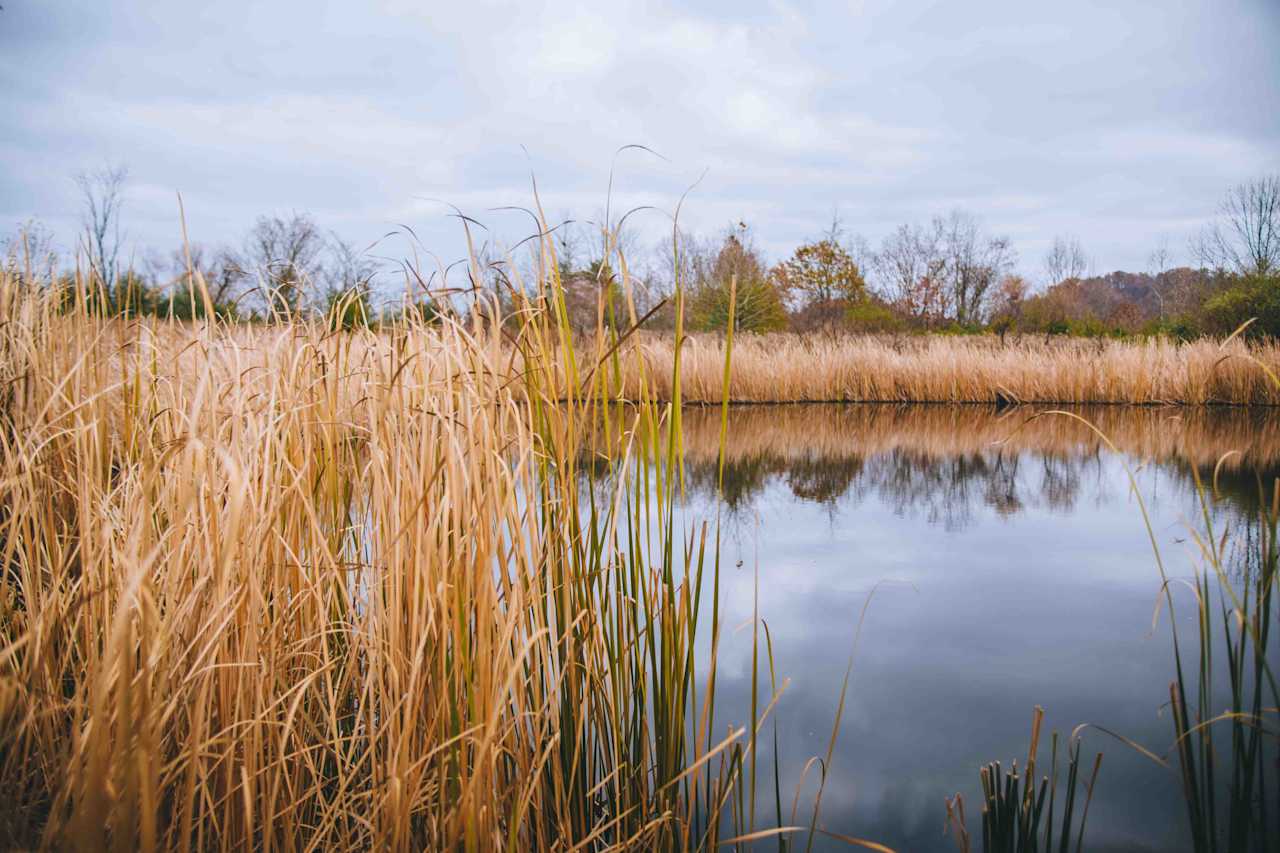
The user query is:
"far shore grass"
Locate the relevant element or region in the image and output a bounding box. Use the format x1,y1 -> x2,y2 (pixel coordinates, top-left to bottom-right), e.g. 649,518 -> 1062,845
614,331 -> 1280,406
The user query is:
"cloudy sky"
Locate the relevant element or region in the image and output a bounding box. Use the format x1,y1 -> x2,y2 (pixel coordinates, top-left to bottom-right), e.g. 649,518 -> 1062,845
2,0 -> 1277,281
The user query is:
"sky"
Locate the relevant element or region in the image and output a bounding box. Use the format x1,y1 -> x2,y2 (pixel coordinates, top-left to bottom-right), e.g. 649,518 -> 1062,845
2,0 -> 1278,283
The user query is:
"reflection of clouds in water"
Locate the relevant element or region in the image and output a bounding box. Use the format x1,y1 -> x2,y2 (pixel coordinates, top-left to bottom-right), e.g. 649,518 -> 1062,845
656,404 -> 1268,851
697,476 -> 1193,850
574,404 -> 1269,850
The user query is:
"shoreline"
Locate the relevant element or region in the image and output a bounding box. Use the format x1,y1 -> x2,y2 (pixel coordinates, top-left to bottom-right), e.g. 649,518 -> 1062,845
608,332 -> 1280,406
671,397 -> 1280,407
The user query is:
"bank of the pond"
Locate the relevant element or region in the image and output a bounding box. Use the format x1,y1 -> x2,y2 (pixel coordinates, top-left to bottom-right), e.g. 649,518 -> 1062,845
614,332 -> 1280,405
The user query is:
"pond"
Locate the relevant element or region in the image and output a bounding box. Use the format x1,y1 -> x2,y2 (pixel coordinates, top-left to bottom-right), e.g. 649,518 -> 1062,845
663,403 -> 1280,852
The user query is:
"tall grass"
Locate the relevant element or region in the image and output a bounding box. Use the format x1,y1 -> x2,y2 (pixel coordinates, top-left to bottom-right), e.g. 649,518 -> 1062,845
618,333 -> 1280,405
0,229 -> 789,849
1161,467 -> 1280,852
945,708 -> 1103,853
6,217 -> 1279,850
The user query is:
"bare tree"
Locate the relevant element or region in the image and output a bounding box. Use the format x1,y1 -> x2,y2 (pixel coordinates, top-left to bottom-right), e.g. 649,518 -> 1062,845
329,236 -> 377,286
872,220 -> 949,322
1146,236 -> 1172,320
547,211 -> 646,329
319,235 -> 380,326
942,210 -> 1015,324
1194,174 -> 1280,276
207,247 -> 249,308
146,244 -> 248,315
659,228 -> 713,295
75,164 -> 128,299
551,214 -> 586,277
824,209 -> 877,285
872,213 -> 1013,324
1043,235 -> 1089,286
843,232 -> 875,280
2,219 -> 59,280
325,235 -> 379,299
244,213 -> 324,315
588,207 -> 642,271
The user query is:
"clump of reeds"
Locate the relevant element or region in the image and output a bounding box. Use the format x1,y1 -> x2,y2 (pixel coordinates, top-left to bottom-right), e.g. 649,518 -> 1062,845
616,332 -> 1280,405
0,221 -> 789,850
945,707 -> 1103,853
1162,466 -> 1280,852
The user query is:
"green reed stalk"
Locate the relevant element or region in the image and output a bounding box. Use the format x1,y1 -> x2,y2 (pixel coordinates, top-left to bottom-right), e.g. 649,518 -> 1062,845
947,707 -> 1102,853
1164,467 -> 1279,853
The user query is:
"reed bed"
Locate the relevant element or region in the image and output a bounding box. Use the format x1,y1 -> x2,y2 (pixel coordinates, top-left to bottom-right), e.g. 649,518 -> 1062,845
4,235 -> 1279,851
620,333 -> 1280,405
0,260 -> 790,850
1156,469 -> 1280,852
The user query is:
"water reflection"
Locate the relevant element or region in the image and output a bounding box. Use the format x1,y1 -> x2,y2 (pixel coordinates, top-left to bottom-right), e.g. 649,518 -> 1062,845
678,404 -> 1280,528
660,404 -> 1276,851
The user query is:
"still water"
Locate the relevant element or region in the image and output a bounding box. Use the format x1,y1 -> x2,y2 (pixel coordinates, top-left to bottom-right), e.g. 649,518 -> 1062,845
663,404 -> 1278,852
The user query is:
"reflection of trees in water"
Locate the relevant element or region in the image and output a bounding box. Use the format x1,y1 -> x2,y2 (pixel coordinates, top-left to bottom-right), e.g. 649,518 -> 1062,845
683,448 -> 1042,529
682,455 -> 772,514
1192,462 -> 1280,519
1039,451 -> 1084,513
679,443 -> 1267,536
853,448 -> 1103,530
718,457 -> 774,514
581,405 -> 1274,577
875,450 -> 986,532
785,454 -> 865,506
1223,520 -> 1266,584
683,448 -> 1034,531
687,452 -> 868,513
983,452 -> 1023,517
1180,463 -> 1280,586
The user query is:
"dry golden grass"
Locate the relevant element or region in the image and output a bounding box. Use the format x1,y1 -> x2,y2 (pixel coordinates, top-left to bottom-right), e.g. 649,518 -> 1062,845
619,333 -> 1280,405
0,266 -> 773,850
3,235 -> 1277,850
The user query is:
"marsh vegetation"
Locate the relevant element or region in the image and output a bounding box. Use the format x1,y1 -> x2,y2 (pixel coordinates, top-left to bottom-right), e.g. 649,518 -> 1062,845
0,252 -> 783,849
1,204 -> 1278,851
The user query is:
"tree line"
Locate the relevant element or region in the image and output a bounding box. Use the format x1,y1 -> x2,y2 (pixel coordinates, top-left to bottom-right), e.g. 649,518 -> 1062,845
575,172 -> 1279,340
4,165 -> 395,328
4,167 -> 1278,338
